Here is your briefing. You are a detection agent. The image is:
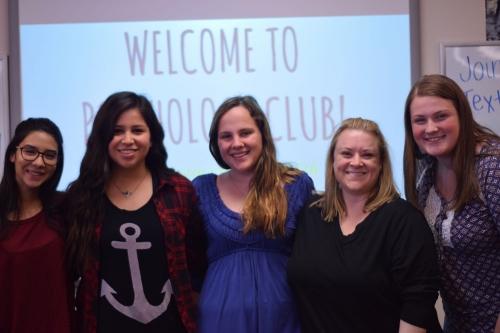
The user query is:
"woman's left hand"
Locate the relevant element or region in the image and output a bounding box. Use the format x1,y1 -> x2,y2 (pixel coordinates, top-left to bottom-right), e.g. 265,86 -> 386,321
399,320 -> 426,333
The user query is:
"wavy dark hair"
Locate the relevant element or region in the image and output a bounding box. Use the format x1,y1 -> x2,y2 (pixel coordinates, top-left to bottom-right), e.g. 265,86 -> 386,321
0,118 -> 64,237
209,95 -> 300,237
403,74 -> 499,211
65,91 -> 173,275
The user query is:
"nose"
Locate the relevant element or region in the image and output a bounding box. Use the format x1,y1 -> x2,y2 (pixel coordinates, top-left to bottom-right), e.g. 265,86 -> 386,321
232,136 -> 244,148
122,131 -> 134,143
32,154 -> 45,166
424,120 -> 438,133
350,154 -> 363,166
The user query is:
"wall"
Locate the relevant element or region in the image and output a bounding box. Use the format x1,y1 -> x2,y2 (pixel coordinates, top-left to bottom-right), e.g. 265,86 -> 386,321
420,0 -> 485,73
0,0 -> 7,55
0,0 -> 8,179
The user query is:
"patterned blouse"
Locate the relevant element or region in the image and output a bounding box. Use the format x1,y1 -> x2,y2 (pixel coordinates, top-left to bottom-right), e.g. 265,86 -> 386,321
416,139 -> 500,333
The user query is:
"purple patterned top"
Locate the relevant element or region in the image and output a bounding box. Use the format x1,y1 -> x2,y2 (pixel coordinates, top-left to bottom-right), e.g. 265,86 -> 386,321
416,139 -> 500,333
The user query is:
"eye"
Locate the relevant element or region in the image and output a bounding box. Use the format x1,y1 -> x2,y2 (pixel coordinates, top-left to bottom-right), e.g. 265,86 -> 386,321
132,127 -> 145,134
43,150 -> 58,160
22,146 -> 38,157
435,113 -> 448,121
240,129 -> 253,137
340,151 -> 352,157
412,117 -> 426,125
362,153 -> 376,159
113,127 -> 124,135
218,132 -> 232,140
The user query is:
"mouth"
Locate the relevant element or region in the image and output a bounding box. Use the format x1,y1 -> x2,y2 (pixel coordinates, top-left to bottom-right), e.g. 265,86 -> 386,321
26,168 -> 46,177
118,148 -> 138,156
230,150 -> 249,159
423,135 -> 445,142
346,170 -> 366,176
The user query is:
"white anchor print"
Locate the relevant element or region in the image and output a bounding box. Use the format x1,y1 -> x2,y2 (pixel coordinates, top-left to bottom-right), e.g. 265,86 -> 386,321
100,223 -> 173,324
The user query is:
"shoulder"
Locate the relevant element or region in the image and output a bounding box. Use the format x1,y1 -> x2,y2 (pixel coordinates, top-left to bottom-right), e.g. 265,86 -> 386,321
286,171 -> 315,192
45,191 -> 66,213
286,171 -> 315,206
376,198 -> 431,236
157,171 -> 195,198
192,173 -> 216,188
477,139 -> 500,168
295,193 -> 327,230
476,140 -> 500,184
44,191 -> 67,228
192,173 -> 215,185
297,193 -> 324,219
379,197 -> 421,216
475,139 -> 500,208
415,156 -> 435,195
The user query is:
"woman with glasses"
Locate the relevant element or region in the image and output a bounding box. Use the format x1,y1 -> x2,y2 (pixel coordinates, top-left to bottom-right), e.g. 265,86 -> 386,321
0,118 -> 72,333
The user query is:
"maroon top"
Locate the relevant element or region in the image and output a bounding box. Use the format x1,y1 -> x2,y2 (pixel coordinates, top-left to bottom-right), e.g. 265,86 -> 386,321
0,211 -> 72,333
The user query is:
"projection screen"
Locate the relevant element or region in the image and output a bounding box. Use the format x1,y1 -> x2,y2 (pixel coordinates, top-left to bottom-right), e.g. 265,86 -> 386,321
9,0 -> 419,191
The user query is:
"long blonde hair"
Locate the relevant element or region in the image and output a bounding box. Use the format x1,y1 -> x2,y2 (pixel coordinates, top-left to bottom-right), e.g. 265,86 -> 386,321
209,96 -> 300,237
317,117 -> 398,222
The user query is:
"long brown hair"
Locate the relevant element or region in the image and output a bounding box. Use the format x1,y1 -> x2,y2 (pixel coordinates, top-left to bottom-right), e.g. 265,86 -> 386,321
209,96 -> 300,237
403,74 -> 499,211
65,92 -> 174,276
0,118 -> 64,237
316,117 -> 398,222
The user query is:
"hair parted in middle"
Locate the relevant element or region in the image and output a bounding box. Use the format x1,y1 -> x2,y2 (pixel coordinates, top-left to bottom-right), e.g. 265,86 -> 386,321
209,95 -> 300,237
0,117 -> 64,237
317,117 -> 398,222
65,91 -> 173,275
403,74 -> 499,211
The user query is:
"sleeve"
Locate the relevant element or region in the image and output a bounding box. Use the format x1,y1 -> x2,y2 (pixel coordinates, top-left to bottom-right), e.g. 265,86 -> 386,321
389,203 -> 440,329
477,153 -> 500,231
184,183 -> 208,292
294,171 -> 316,205
286,172 -> 316,230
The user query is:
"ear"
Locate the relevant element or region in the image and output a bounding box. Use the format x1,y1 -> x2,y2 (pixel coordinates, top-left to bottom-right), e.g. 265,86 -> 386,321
9,151 -> 16,163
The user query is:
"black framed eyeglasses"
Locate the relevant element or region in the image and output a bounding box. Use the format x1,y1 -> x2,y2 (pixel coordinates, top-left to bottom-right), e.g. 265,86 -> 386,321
16,145 -> 58,166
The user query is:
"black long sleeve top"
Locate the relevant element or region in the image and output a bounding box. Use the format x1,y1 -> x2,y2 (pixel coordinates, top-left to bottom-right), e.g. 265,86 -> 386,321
287,196 -> 441,333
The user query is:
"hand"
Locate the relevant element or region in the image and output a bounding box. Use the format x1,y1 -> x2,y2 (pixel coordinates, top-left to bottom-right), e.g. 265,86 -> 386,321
399,320 -> 426,333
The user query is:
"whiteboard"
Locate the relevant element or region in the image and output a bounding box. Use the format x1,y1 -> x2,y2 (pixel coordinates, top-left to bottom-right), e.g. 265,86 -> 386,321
0,55 -> 9,178
441,42 -> 500,135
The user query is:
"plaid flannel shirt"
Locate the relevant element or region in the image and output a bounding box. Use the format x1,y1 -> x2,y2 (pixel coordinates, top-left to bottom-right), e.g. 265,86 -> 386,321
76,172 -> 207,333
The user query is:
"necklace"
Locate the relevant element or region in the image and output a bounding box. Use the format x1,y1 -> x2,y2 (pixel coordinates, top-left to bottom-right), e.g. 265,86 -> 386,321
112,173 -> 148,198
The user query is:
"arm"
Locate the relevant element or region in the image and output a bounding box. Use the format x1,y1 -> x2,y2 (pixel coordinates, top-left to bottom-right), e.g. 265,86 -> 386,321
495,314 -> 500,333
399,320 -> 426,333
184,186 -> 208,292
390,204 -> 441,331
477,153 -> 500,231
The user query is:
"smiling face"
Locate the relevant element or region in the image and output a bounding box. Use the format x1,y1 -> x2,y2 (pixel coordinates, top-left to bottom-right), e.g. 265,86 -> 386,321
217,105 -> 263,175
409,95 -> 460,163
333,129 -> 381,198
10,131 -> 59,194
107,108 -> 151,171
